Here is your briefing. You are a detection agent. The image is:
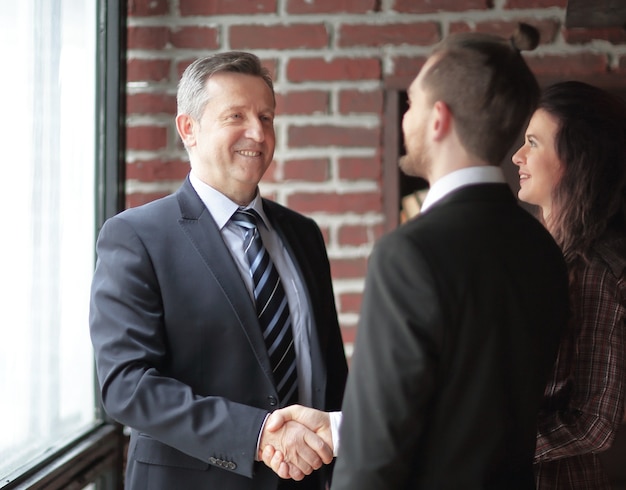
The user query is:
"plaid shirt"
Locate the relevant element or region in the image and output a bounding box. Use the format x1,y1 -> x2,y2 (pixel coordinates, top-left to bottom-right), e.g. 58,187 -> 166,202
535,233 -> 626,489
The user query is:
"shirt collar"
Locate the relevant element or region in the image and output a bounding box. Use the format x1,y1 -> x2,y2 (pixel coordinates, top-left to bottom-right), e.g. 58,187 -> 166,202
420,166 -> 506,212
189,171 -> 270,230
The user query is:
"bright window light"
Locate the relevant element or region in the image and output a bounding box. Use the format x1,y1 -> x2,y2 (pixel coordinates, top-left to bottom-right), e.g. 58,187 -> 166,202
0,0 -> 97,479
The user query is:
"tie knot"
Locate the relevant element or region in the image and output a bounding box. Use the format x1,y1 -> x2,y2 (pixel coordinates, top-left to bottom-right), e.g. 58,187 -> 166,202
232,209 -> 260,230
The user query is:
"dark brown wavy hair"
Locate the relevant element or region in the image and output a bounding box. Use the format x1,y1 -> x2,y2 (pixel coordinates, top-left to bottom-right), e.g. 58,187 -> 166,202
540,81 -> 626,269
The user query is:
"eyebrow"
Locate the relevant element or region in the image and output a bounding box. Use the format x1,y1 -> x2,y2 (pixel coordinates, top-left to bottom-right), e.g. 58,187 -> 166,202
220,104 -> 275,115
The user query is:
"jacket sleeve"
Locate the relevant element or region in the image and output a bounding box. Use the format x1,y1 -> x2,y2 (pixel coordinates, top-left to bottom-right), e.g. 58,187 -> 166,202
331,232 -> 443,489
535,258 -> 626,462
89,216 -> 267,478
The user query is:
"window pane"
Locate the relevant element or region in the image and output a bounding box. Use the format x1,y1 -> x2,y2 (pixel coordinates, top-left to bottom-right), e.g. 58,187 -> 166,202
0,0 -> 97,479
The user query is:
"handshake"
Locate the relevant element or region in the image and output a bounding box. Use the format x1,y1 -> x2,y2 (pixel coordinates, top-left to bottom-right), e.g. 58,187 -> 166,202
258,404 -> 335,481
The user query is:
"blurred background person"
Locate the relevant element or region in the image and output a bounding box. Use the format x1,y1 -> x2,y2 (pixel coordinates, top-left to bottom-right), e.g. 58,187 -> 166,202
328,25 -> 569,490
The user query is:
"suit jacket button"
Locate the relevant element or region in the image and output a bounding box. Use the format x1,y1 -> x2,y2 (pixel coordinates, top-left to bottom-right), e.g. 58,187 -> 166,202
268,396 -> 277,406
228,462 -> 237,470
209,457 -> 217,465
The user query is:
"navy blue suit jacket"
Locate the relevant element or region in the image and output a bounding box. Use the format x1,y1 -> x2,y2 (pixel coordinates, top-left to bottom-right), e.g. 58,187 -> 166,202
90,177 -> 347,490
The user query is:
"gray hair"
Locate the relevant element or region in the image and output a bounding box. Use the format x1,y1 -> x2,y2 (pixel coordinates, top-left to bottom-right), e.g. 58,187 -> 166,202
176,51 -> 275,120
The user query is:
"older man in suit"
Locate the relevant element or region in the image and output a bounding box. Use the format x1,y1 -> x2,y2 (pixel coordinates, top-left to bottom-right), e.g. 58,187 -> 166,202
89,51 -> 347,490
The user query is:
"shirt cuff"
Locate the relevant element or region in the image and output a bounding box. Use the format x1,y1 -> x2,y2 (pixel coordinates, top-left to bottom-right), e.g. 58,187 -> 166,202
256,413 -> 271,461
329,411 -> 342,457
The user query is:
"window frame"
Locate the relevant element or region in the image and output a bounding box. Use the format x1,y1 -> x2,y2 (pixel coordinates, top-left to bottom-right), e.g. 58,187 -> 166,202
1,0 -> 126,488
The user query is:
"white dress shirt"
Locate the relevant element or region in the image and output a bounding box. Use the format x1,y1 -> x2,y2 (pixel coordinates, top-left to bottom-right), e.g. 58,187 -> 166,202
420,166 -> 506,212
189,171 -> 313,406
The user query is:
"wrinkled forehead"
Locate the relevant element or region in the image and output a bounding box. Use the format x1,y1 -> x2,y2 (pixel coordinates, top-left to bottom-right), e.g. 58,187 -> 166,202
204,71 -> 275,107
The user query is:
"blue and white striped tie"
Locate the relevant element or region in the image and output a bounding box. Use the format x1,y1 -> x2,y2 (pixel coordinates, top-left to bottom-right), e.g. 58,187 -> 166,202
231,209 -> 299,407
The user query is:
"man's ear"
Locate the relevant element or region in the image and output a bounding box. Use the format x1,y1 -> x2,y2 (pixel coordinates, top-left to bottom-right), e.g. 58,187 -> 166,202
431,100 -> 452,141
175,114 -> 196,148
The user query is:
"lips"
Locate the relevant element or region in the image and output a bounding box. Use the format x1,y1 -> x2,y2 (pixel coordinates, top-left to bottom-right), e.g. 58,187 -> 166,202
519,172 -> 530,183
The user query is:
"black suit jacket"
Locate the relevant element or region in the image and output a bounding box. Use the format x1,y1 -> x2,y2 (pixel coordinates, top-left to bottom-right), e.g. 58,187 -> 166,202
332,184 -> 569,490
89,177 -> 347,490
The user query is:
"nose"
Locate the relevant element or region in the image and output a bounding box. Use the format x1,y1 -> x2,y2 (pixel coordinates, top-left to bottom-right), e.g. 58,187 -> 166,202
245,117 -> 265,142
511,145 -> 524,167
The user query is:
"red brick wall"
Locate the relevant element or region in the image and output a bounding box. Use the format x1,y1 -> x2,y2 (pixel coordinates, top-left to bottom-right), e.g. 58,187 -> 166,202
125,0 -> 626,355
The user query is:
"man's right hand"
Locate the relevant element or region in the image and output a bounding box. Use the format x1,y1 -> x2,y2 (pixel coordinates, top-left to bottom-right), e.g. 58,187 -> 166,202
259,405 -> 333,479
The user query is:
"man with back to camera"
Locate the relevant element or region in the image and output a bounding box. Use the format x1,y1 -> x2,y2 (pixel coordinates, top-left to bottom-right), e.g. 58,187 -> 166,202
261,24 -> 570,490
89,51 -> 347,490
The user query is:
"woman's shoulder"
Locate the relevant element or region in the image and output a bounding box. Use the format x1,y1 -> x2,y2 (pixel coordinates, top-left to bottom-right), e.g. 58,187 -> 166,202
593,232 -> 626,278
579,233 -> 626,304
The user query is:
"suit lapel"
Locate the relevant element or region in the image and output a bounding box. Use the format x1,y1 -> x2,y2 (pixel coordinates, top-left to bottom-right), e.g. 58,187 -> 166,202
261,200 -> 316,305
175,178 -> 274,380
262,200 -> 329,407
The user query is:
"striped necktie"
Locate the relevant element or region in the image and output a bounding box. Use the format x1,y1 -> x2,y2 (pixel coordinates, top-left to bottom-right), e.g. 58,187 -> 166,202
231,209 -> 299,407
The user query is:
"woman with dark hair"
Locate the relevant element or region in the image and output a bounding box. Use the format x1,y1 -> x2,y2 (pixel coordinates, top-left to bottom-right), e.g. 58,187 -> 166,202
513,80 -> 626,489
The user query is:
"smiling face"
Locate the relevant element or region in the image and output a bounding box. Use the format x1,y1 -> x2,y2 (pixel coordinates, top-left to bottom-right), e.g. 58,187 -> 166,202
512,108 -> 564,220
176,71 -> 276,205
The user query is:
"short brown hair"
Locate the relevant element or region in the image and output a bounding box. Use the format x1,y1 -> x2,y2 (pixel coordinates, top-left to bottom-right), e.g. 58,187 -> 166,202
422,24 -> 540,165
